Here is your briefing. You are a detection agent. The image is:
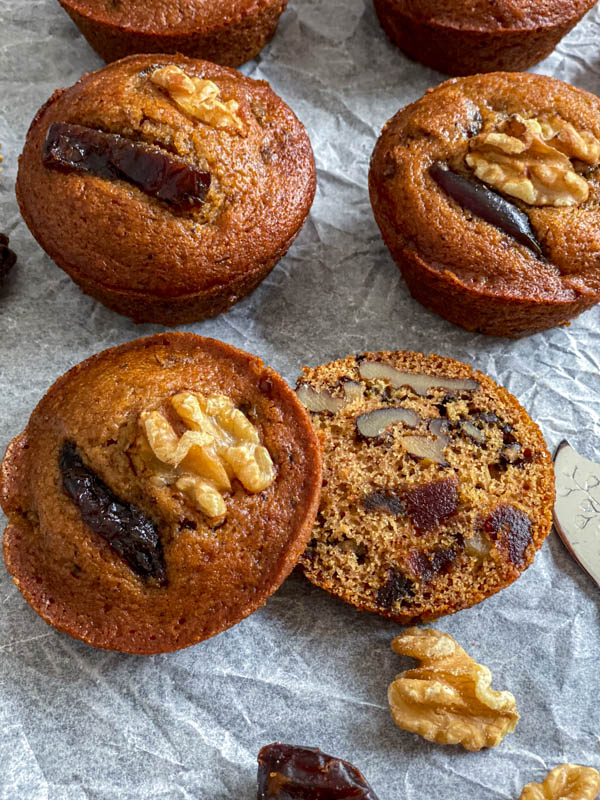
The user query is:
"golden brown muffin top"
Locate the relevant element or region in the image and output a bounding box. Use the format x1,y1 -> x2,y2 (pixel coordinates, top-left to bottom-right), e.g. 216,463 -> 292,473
0,333 -> 322,654
17,54 -> 315,297
59,0 -> 280,32
392,0 -> 596,29
369,72 -> 600,303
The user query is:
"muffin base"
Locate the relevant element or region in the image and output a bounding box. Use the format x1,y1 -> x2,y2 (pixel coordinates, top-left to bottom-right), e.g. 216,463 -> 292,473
58,0 -> 288,66
387,241 -> 596,338
17,188 -> 302,325
373,0 -> 588,75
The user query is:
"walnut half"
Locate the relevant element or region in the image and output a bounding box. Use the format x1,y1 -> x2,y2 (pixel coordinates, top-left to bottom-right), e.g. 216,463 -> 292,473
387,628 -> 519,751
466,114 -> 600,208
519,764 -> 600,800
151,66 -> 245,135
141,391 -> 274,523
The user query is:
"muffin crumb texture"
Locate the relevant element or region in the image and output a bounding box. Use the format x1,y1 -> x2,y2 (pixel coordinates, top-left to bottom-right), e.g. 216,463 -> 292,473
297,351 -> 555,623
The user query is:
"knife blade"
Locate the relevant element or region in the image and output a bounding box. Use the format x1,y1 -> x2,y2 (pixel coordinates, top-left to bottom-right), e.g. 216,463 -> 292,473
553,440 -> 600,589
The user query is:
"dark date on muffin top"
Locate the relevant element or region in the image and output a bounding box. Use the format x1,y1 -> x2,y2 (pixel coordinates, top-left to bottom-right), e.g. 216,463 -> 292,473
369,72 -> 600,337
296,351 -> 555,624
0,333 -> 322,654
16,55 -> 316,325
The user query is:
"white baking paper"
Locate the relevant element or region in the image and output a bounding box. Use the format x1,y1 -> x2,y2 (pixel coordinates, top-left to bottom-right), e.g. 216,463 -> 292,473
0,1 -> 599,797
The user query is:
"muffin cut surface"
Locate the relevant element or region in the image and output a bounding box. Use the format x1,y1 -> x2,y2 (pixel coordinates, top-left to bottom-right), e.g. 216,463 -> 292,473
296,351 -> 554,623
0,333 -> 322,654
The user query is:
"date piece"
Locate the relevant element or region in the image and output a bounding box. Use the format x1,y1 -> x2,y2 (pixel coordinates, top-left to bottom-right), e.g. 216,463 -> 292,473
0,233 -> 16,282
401,478 -> 459,532
43,122 -> 211,210
482,504 -> 532,568
59,441 -> 167,585
430,164 -> 543,257
257,742 -> 379,800
363,489 -> 404,516
376,568 -> 414,609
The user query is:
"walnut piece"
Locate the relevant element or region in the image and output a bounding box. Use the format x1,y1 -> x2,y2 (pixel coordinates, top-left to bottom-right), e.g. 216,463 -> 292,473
466,115 -> 600,207
150,66 -> 245,134
519,765 -> 600,800
141,391 -> 274,522
358,360 -> 479,395
387,628 -> 519,751
296,380 -> 363,414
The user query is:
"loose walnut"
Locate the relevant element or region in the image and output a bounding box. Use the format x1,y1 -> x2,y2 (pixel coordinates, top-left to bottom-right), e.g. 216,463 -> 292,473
141,391 -> 274,522
519,764 -> 600,800
466,115 -> 600,207
150,66 -> 245,135
388,628 -> 519,751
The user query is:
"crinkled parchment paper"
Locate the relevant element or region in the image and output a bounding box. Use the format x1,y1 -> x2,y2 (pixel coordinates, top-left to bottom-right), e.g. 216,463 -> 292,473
1,2 -> 599,797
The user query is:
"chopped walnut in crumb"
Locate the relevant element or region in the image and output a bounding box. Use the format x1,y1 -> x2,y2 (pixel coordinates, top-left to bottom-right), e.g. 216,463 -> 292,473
150,66 -> 245,135
466,114 -> 600,207
519,764 -> 600,800
141,391 -> 274,522
388,627 -> 519,751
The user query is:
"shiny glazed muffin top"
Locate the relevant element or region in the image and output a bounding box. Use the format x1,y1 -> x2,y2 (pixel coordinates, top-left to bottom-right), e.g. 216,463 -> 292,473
58,0 -> 278,32
17,54 -> 315,297
369,72 -> 600,303
392,0 -> 597,29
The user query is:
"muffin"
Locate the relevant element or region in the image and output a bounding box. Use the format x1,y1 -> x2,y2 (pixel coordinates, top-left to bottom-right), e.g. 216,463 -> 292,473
296,350 -> 554,624
0,333 -> 322,654
56,0 -> 288,66
374,0 -> 597,76
370,72 -> 600,338
16,54 -> 315,325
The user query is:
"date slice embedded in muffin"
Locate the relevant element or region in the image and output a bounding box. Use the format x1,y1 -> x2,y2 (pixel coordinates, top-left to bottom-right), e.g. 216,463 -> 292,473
56,0 -> 288,66
370,72 -> 600,337
16,54 -> 316,325
296,351 -> 554,624
374,0 -> 597,76
0,333 -> 322,654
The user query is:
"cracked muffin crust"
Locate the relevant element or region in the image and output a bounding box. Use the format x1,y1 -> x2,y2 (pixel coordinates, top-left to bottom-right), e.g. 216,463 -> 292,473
0,333 -> 322,654
374,0 -> 597,76
56,0 -> 288,66
296,351 -> 554,624
16,54 -> 315,325
369,72 -> 600,337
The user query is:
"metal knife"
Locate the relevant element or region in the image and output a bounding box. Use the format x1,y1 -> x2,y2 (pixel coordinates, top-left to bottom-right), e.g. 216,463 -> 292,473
553,440 -> 600,589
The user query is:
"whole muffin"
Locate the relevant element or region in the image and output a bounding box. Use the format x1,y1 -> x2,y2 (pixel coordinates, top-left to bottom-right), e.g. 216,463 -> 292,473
0,333 -> 322,654
56,0 -> 288,66
370,73 -> 600,337
374,0 -> 597,75
296,351 -> 555,624
16,55 -> 315,325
